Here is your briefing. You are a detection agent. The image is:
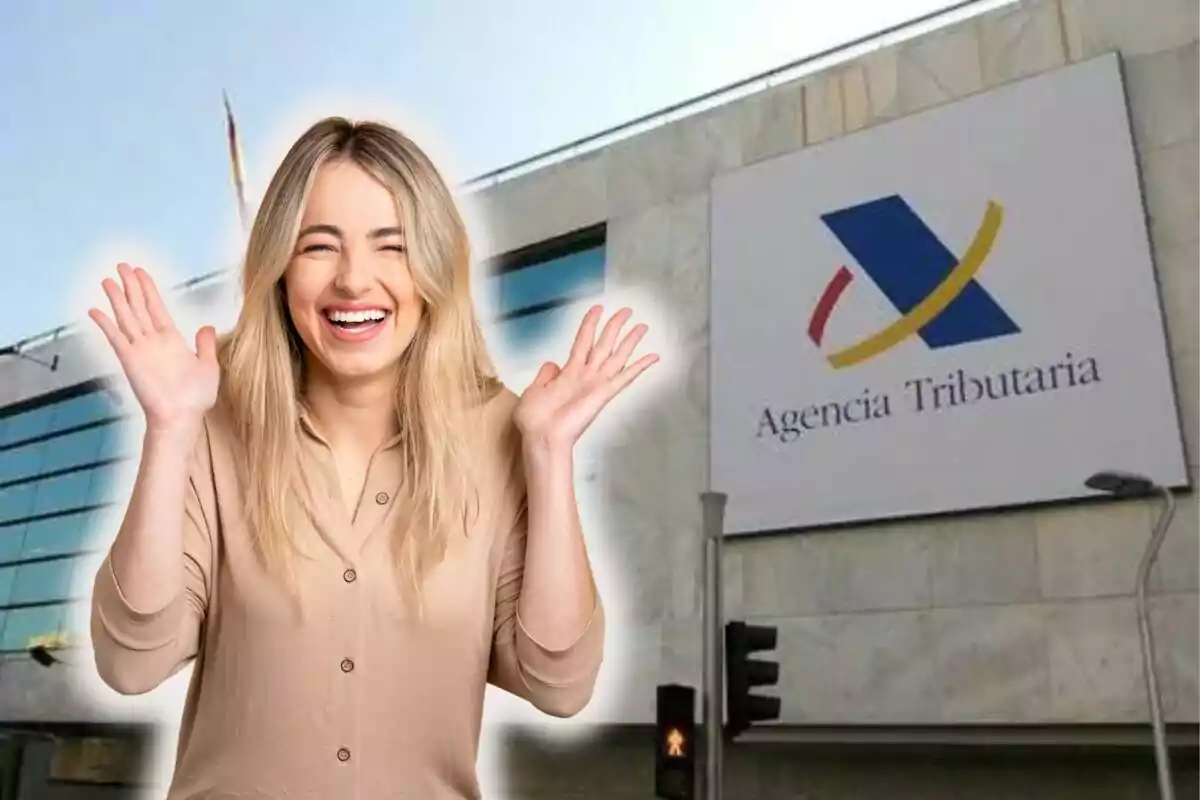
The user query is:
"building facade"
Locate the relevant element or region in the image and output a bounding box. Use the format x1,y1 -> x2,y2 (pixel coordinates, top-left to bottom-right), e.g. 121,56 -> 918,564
0,0 -> 1196,797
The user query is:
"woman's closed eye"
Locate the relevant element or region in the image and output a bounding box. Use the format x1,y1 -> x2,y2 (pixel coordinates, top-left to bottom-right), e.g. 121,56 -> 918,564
301,243 -> 336,254
298,243 -> 405,254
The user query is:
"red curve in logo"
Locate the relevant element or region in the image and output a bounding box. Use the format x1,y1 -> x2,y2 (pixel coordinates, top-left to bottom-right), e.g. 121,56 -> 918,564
807,265 -> 854,346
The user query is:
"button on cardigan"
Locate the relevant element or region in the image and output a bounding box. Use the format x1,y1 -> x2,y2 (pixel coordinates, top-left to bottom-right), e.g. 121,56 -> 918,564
90,386 -> 605,799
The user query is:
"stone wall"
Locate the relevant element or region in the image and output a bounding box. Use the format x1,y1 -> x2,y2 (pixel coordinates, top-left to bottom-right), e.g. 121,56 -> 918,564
466,0 -> 1200,736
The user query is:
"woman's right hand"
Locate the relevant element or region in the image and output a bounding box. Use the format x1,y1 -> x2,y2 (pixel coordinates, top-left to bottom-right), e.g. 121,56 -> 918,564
88,263 -> 220,434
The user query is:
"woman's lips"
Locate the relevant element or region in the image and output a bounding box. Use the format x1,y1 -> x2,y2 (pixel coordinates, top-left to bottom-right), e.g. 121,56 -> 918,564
322,311 -> 390,343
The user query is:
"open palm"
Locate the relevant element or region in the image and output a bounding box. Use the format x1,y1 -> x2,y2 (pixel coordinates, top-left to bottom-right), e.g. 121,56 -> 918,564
514,305 -> 659,452
87,263 -> 220,432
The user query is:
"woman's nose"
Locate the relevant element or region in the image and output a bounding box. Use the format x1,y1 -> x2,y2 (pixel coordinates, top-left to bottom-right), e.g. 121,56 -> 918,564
332,248 -> 376,292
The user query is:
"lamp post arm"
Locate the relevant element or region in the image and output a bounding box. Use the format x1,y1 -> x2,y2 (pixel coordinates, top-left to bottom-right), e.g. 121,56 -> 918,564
1136,488 -> 1176,592
1135,485 -> 1177,800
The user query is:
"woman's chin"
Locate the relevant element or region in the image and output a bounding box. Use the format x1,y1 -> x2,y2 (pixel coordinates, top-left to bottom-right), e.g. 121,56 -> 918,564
315,352 -> 403,384
302,330 -> 417,385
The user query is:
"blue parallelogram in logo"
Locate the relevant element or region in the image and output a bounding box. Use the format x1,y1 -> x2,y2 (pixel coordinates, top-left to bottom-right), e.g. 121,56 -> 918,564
808,194 -> 1020,369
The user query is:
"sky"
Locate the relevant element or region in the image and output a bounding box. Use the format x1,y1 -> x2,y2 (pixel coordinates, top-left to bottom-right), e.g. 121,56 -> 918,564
1,0 -> 973,349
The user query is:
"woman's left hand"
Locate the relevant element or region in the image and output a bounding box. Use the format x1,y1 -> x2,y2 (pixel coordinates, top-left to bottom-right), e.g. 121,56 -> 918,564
514,305 -> 659,453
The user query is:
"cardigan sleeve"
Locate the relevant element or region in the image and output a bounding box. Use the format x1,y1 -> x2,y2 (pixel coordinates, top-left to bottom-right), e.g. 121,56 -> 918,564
484,388 -> 605,718
90,418 -> 217,695
487,506 -> 605,718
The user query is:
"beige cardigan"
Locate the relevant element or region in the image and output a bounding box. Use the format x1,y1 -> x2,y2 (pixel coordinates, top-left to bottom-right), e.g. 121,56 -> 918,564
90,387 -> 604,799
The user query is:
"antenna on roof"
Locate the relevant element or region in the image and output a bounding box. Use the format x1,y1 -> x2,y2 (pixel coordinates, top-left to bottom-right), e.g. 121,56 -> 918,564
0,345 -> 59,372
0,329 -> 62,372
0,330 -> 130,410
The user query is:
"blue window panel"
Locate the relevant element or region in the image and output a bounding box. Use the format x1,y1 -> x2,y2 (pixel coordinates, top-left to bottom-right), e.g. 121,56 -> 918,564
0,439 -> 47,483
0,604 -> 66,651
22,511 -> 100,558
0,482 -> 38,523
497,247 -> 606,316
0,524 -> 24,562
97,391 -> 130,419
88,466 -> 119,508
47,395 -> 93,432
71,601 -> 89,639
88,463 -> 126,505
31,470 -> 95,516
0,405 -> 57,447
96,420 -> 136,460
50,392 -> 117,431
500,306 -> 576,355
36,435 -> 75,474
39,426 -> 108,473
0,565 -> 14,605
56,601 -> 89,646
11,557 -> 83,604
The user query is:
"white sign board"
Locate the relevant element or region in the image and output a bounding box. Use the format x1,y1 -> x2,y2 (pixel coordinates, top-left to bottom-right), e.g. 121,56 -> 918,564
710,54 -> 1189,535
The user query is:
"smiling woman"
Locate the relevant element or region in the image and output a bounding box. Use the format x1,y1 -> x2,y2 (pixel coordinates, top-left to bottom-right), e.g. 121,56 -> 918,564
285,163 -> 420,366
83,117 -> 658,800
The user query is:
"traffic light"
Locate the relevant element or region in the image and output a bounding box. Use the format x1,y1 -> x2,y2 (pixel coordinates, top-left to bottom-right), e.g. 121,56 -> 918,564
724,621 -> 781,738
655,683 -> 695,799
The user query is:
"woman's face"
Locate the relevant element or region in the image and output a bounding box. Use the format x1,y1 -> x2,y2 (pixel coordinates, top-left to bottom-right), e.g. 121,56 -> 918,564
284,159 -> 423,385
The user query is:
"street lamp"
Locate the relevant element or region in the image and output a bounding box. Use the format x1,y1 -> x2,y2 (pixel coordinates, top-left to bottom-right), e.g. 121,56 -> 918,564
27,633 -> 77,669
1085,470 -> 1177,800
28,645 -> 69,668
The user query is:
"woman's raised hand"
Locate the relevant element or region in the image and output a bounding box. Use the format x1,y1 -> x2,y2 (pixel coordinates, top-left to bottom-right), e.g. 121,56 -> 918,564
514,305 -> 659,454
88,263 -> 220,434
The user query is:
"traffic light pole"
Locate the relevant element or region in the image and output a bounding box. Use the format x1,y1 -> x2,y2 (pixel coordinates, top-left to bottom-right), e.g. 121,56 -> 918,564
701,491 -> 727,800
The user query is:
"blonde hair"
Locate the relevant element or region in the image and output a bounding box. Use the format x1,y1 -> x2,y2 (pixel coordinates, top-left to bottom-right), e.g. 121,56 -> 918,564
215,116 -> 500,607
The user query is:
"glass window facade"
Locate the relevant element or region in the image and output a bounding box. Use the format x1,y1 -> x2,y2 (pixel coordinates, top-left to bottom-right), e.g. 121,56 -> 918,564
489,231 -> 607,361
0,385 -> 131,653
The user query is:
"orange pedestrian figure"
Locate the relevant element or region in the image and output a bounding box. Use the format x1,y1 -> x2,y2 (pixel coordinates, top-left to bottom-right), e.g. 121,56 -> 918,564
666,728 -> 686,757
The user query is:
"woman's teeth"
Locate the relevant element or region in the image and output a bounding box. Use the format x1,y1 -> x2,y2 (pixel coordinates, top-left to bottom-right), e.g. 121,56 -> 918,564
325,309 -> 387,328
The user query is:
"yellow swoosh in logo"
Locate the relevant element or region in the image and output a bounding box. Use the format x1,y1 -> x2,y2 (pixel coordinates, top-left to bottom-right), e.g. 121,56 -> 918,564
827,201 -> 1005,369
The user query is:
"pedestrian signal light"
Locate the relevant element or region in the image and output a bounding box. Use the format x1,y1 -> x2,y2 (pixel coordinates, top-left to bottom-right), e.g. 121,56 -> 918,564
655,683 -> 695,799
